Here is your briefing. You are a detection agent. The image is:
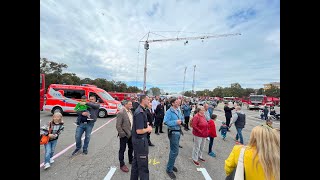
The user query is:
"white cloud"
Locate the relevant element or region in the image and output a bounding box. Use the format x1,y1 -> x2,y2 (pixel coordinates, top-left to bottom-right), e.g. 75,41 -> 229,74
40,0 -> 280,92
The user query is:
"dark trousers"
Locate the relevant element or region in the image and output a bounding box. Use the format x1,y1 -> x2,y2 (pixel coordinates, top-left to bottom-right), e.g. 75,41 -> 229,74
184,116 -> 190,129
208,137 -> 214,153
119,136 -> 133,167
155,118 -> 163,133
226,116 -> 231,130
130,137 -> 149,180
147,133 -> 152,145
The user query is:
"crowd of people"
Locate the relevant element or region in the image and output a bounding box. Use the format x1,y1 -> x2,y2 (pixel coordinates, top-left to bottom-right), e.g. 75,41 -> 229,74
40,94 -> 280,180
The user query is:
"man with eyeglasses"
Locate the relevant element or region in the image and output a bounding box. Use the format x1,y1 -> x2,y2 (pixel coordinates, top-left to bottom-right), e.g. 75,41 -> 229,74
71,95 -> 100,155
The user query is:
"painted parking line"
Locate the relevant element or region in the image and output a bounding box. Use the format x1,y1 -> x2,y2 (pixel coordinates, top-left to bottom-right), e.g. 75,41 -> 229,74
197,168 -> 212,180
40,117 -> 116,168
103,166 -> 117,180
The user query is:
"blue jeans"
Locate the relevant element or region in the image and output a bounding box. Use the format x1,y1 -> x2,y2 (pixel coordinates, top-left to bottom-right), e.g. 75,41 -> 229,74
75,122 -> 94,151
44,139 -> 58,164
208,137 -> 214,153
235,128 -> 244,144
166,131 -> 180,172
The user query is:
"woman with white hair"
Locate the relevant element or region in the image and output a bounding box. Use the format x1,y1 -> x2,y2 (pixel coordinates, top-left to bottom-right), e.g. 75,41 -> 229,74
225,125 -> 280,180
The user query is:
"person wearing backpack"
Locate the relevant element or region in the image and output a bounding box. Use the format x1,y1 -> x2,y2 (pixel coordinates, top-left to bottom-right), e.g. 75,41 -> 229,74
40,112 -> 64,170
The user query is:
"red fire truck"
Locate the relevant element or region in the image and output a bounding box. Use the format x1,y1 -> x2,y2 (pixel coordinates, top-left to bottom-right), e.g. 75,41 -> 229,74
107,92 -> 137,101
246,95 -> 271,110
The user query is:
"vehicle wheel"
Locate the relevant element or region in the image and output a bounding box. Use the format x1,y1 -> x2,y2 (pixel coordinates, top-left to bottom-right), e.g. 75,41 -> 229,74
98,109 -> 108,118
52,107 -> 63,114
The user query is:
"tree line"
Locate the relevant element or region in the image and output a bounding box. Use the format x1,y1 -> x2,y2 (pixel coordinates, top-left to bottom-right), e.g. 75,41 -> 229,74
40,57 -> 141,93
183,82 -> 280,98
41,57 -> 280,97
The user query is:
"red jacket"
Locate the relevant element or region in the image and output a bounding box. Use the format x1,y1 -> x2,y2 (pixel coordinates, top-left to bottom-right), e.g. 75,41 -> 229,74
208,119 -> 217,138
192,113 -> 208,138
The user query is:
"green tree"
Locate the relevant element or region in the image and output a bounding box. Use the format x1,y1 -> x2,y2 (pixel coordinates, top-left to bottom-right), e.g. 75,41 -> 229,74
264,85 -> 280,97
60,73 -> 81,85
80,78 -> 93,85
243,88 -> 255,97
212,86 -> 224,97
40,57 -> 68,74
257,88 -> 264,95
230,83 -> 243,97
149,87 -> 161,96
183,91 -> 193,97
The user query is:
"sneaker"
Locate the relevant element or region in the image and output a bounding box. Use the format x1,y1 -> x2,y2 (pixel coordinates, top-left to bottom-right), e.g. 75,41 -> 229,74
50,158 -> 54,163
166,171 -> 176,179
173,166 -> 178,172
71,149 -> 80,156
207,137 -> 210,140
193,160 -> 200,166
223,137 -> 226,141
44,163 -> 50,170
199,158 -> 206,162
209,152 -> 216,157
83,150 -> 88,155
235,141 -> 242,145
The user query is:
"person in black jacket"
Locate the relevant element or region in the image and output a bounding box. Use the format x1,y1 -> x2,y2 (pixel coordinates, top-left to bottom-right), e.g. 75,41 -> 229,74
154,99 -> 165,135
146,101 -> 155,146
224,102 -> 235,131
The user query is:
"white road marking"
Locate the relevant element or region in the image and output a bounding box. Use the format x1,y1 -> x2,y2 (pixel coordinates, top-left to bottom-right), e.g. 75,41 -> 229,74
103,166 -> 117,180
197,168 -> 212,180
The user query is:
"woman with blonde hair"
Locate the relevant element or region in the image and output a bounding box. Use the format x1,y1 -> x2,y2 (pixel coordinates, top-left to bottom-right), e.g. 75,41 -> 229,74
40,112 -> 65,170
225,125 -> 280,180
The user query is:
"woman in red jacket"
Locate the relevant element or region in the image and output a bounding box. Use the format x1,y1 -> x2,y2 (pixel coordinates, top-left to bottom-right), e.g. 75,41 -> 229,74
191,106 -> 208,166
208,114 -> 217,157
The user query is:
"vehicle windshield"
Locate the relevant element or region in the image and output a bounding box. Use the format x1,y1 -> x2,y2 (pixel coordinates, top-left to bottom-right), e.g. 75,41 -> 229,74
250,96 -> 264,102
98,91 -> 115,101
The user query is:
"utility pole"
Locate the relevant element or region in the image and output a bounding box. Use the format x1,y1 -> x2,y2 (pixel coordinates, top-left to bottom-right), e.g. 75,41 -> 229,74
143,32 -> 150,94
183,66 -> 187,94
192,65 -> 196,94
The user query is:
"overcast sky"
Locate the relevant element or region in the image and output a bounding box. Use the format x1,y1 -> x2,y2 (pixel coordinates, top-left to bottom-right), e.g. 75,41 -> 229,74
40,0 -> 280,93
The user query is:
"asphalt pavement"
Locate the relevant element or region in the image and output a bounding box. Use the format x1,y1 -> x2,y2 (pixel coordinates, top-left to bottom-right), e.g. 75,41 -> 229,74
40,103 -> 280,180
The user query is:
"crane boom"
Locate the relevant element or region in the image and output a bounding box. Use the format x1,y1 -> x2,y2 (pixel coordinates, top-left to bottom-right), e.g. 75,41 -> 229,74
140,33 -> 241,43
140,32 -> 241,94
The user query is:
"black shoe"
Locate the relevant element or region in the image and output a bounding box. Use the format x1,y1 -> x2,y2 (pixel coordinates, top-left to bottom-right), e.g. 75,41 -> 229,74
179,145 -> 183,148
160,131 -> 164,133
71,149 -> 80,156
166,171 -> 176,179
83,150 -> 88,155
156,133 -> 160,135
173,166 -> 178,172
149,143 -> 155,146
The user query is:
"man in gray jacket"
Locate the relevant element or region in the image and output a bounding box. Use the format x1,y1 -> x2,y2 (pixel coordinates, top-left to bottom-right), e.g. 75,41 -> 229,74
229,106 -> 246,145
116,100 -> 134,172
72,95 -> 100,155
